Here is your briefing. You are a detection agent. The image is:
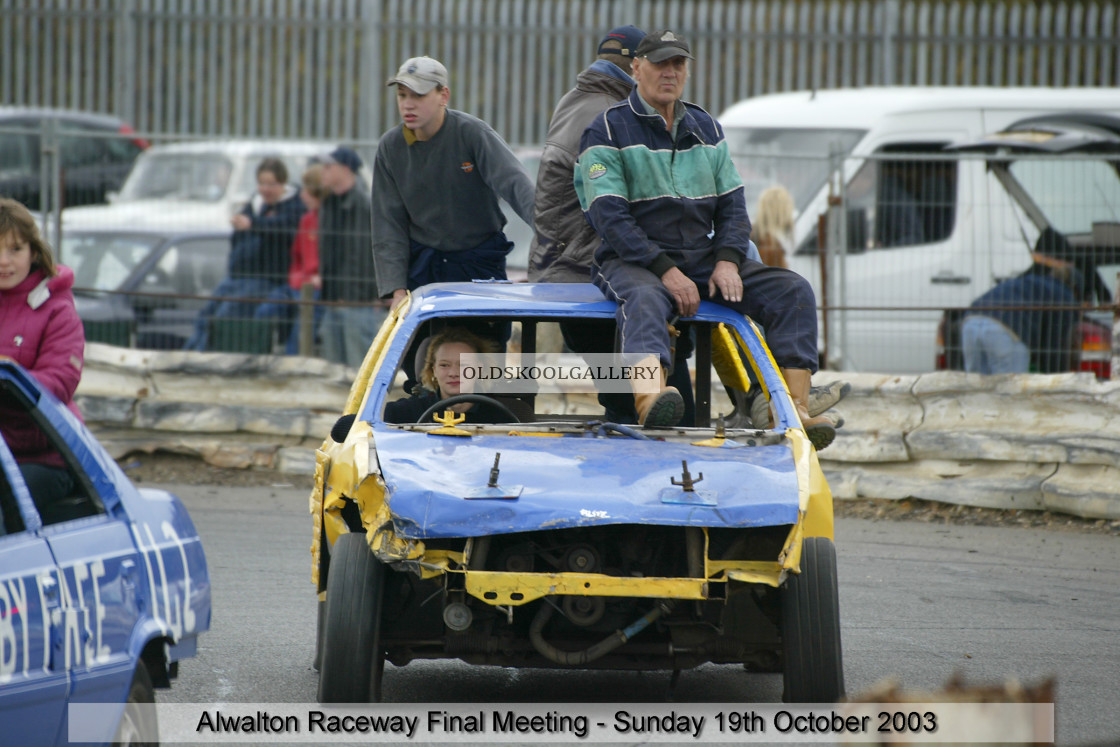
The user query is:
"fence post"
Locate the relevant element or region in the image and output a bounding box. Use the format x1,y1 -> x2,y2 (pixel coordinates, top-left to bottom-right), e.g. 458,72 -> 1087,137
358,6 -> 379,143
826,143 -> 848,370
115,0 -> 137,125
879,0 -> 901,85
39,118 -> 63,256
1113,272 -> 1119,381
298,283 -> 316,358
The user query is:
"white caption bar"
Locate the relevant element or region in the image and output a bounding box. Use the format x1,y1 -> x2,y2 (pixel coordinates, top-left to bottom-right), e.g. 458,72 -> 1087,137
70,702 -> 1055,743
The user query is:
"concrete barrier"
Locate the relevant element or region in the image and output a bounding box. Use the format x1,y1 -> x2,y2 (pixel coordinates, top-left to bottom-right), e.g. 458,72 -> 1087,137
75,344 -> 1120,519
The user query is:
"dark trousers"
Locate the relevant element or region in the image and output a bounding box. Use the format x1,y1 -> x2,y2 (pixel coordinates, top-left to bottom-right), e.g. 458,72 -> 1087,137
592,258 -> 819,372
558,319 -> 695,426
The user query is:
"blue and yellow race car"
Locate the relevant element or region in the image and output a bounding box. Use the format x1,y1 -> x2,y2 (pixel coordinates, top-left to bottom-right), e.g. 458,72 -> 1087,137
311,283 -> 842,704
0,360 -> 210,745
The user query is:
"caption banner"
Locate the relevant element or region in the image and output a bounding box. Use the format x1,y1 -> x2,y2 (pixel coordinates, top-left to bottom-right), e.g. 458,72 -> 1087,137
70,702 -> 1055,743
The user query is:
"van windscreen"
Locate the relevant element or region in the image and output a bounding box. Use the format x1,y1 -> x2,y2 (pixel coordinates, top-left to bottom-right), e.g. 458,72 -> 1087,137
724,127 -> 864,215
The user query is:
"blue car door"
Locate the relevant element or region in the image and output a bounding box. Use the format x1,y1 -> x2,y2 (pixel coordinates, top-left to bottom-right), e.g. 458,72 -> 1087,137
44,513 -> 142,723
0,442 -> 67,747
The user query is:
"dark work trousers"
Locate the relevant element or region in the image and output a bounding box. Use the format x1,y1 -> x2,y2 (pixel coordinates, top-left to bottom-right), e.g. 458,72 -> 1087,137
592,257 -> 820,372
559,319 -> 695,426
400,233 -> 514,391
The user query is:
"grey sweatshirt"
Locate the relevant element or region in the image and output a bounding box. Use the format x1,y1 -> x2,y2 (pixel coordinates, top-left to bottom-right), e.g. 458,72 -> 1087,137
371,109 -> 535,296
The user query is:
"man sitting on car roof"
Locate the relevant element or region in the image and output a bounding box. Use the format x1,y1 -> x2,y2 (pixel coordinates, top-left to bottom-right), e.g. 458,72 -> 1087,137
575,30 -> 840,447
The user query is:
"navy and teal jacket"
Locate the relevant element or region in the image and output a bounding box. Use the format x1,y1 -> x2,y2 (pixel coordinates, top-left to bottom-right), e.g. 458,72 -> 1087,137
574,87 -> 752,278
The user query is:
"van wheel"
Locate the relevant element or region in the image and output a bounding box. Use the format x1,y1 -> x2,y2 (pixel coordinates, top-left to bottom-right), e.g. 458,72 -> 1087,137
317,532 -> 386,703
113,663 -> 158,746
781,536 -> 844,702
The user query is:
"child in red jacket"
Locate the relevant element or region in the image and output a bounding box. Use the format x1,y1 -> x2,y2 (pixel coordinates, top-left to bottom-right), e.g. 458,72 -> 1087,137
0,197 -> 85,517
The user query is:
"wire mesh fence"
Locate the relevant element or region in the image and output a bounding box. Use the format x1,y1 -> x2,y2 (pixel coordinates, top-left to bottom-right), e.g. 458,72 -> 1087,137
33,125 -> 1114,378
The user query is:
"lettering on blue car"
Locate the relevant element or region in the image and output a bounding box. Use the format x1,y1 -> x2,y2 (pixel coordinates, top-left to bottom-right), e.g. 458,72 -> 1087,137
0,577 -> 39,680
56,559 -> 112,669
132,521 -> 198,640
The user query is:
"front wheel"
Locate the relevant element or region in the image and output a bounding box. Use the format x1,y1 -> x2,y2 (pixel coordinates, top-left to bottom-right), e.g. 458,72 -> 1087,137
113,663 -> 158,746
781,536 -> 844,702
317,532 -> 386,703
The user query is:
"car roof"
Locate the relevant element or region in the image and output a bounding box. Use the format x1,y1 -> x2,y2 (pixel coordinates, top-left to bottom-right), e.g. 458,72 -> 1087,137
409,282 -> 616,315
718,86 -> 1120,129
137,139 -> 330,156
405,282 -> 750,327
0,105 -> 129,129
64,226 -> 231,240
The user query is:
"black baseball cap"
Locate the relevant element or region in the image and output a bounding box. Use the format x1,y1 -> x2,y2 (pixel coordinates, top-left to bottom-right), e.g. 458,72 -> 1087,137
635,29 -> 694,63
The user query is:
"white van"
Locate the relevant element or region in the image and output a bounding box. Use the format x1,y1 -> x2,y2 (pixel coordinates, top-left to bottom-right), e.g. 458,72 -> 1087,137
718,87 -> 1120,373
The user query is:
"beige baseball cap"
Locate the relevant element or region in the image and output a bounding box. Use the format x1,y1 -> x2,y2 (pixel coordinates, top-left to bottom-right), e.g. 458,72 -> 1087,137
386,56 -> 449,95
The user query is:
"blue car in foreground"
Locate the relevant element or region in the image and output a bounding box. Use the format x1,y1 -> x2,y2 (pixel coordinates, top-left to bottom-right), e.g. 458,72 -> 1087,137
311,283 -> 843,705
0,360 -> 210,745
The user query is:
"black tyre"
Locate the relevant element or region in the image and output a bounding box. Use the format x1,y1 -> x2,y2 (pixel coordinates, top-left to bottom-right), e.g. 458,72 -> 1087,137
317,532 -> 386,703
781,536 -> 844,702
113,663 -> 158,746
312,598 -> 326,671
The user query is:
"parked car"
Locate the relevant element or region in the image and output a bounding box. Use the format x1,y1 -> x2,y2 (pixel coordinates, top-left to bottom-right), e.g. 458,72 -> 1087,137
311,282 -> 843,704
0,106 -> 148,210
935,112 -> 1120,378
718,87 -> 1120,373
65,226 -> 231,349
62,139 -> 358,231
0,359 -> 210,745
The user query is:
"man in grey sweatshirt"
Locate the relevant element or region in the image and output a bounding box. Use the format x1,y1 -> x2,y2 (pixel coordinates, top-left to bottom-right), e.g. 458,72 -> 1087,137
372,56 -> 535,309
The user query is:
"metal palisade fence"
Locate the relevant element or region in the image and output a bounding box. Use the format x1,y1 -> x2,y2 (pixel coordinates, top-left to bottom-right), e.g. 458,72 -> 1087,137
1,0 -> 1118,144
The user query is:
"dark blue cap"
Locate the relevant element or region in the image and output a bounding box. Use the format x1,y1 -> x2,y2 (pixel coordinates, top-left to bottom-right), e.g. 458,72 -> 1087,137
322,145 -> 362,173
598,25 -> 645,58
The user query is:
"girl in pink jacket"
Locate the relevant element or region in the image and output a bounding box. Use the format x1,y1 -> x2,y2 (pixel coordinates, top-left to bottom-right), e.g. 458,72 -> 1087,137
0,197 -> 86,515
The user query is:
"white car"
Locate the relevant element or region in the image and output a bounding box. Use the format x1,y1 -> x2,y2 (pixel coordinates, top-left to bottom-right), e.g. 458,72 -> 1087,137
62,139 -> 369,231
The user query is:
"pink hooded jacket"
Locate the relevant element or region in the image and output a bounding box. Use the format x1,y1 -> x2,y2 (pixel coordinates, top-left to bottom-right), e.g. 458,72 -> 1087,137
0,265 -> 85,466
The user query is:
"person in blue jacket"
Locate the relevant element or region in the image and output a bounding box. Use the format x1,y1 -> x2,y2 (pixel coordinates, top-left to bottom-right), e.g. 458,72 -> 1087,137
575,30 -> 837,448
962,228 -> 1086,374
185,157 -> 304,351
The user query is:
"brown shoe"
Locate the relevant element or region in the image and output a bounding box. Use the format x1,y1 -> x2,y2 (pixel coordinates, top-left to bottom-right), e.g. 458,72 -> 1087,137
778,368 -> 837,450
633,357 -> 684,428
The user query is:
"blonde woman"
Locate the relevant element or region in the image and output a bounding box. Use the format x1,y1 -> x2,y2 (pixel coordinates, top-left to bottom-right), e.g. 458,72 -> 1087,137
752,185 -> 795,269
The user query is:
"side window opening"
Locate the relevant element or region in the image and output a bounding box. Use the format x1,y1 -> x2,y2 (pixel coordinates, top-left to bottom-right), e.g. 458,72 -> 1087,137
871,144 -> 958,249
0,382 -> 106,528
796,143 -> 958,254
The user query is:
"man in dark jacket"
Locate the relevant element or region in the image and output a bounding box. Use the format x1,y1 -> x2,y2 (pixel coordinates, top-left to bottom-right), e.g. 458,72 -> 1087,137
530,25 -> 645,284
317,145 -> 382,367
962,228 -> 1086,374
184,157 -> 304,350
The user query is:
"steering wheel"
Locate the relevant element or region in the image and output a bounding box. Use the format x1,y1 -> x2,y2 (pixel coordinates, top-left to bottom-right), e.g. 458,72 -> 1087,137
418,394 -> 521,424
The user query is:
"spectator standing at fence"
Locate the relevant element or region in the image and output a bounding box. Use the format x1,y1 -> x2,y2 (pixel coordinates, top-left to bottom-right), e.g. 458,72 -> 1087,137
317,146 -> 381,367
961,228 -> 1085,375
752,185 -> 794,268
575,30 -> 838,447
373,56 -> 535,309
0,197 -> 85,508
184,157 -> 304,351
255,163 -> 329,354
